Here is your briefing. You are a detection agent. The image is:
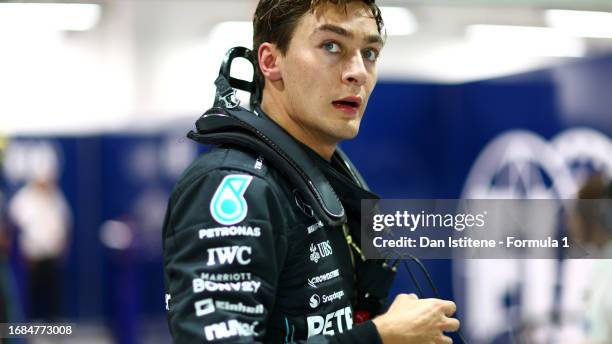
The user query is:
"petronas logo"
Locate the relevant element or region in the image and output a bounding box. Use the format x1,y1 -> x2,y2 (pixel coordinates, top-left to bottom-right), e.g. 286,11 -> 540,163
210,175 -> 253,226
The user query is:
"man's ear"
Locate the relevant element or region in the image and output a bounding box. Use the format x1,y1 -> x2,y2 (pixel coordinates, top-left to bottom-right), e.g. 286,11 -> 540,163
258,42 -> 282,81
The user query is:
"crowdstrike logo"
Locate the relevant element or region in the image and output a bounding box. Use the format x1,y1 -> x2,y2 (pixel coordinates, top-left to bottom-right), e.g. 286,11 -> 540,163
307,269 -> 340,288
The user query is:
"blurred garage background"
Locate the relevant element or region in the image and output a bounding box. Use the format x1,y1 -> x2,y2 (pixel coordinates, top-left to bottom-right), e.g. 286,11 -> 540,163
1,0 -> 611,343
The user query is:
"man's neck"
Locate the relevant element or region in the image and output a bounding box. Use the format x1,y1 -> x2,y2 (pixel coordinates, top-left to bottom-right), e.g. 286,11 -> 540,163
260,93 -> 336,161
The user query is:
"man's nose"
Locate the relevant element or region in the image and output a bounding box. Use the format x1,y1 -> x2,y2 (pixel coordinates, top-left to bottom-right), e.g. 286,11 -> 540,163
342,52 -> 367,87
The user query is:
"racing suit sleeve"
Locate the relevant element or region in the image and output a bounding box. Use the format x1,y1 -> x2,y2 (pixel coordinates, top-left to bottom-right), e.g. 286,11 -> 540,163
163,168 -> 382,343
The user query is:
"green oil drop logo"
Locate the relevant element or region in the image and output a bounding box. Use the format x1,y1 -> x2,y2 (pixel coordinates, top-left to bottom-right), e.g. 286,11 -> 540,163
210,174 -> 253,225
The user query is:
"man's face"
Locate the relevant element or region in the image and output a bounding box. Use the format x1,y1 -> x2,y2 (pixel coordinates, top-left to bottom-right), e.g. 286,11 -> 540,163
277,2 -> 382,145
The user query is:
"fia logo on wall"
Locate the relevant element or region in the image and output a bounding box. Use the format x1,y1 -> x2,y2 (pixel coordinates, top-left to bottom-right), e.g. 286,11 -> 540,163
458,128 -> 612,342
210,174 -> 253,226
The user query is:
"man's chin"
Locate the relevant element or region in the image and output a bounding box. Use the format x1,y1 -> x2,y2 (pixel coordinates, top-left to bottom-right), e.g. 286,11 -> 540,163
332,126 -> 360,141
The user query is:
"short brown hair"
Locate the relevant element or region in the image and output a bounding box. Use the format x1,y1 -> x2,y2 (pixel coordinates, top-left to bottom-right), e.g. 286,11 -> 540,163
575,173 -> 612,233
251,0 -> 384,103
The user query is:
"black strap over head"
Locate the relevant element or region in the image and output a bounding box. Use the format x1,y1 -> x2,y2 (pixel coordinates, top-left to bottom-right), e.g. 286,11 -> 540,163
213,46 -> 260,109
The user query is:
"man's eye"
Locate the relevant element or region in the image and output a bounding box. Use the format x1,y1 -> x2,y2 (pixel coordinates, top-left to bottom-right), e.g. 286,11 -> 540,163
363,48 -> 379,62
323,42 -> 341,53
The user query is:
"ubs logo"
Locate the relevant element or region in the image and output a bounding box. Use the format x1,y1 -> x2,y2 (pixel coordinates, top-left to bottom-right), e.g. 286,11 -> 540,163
310,240 -> 333,263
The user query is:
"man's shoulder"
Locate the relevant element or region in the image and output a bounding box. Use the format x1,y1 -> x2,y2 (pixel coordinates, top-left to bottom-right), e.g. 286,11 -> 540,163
173,145 -> 286,196
184,146 -> 267,177
164,145 -> 297,237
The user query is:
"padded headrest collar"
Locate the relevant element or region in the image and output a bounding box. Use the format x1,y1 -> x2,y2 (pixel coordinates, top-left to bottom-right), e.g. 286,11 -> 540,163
188,106 -> 347,227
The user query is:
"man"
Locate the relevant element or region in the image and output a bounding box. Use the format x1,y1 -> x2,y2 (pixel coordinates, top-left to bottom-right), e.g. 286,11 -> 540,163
8,143 -> 70,321
163,0 -> 460,343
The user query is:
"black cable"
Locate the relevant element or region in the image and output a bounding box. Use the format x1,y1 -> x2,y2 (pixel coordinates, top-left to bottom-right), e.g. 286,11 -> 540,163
404,253 -> 441,298
401,254 -> 468,344
402,260 -> 424,296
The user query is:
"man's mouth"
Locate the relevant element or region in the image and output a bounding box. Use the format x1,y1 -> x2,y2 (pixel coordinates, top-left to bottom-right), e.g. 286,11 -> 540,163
332,96 -> 362,114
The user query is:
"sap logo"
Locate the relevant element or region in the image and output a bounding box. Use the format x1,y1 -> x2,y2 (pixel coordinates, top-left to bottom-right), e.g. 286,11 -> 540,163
206,246 -> 252,266
309,294 -> 321,309
309,290 -> 345,309
307,269 -> 340,289
204,319 -> 258,341
192,279 -> 261,293
310,241 -> 333,263
307,306 -> 353,337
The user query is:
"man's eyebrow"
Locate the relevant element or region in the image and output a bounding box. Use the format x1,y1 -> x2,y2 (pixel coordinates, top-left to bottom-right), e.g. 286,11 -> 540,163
314,24 -> 353,38
366,34 -> 384,46
314,24 -> 383,45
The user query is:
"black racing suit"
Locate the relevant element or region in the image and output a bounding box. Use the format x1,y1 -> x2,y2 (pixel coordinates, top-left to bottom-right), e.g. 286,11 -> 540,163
163,110 -> 387,343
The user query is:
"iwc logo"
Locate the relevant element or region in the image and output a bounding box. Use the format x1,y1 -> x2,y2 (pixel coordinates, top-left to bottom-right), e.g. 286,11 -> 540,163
210,175 -> 253,226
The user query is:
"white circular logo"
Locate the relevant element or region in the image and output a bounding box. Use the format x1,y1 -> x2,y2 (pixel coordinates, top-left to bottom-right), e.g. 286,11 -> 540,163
309,294 -> 320,309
